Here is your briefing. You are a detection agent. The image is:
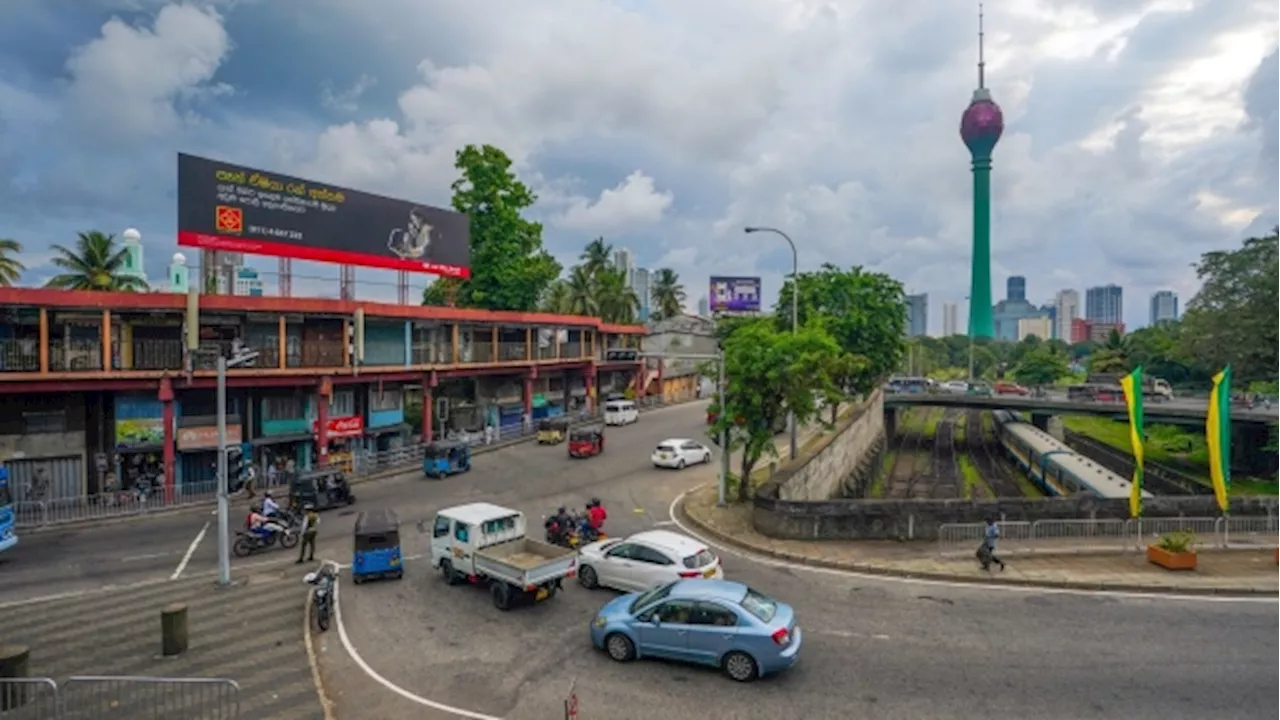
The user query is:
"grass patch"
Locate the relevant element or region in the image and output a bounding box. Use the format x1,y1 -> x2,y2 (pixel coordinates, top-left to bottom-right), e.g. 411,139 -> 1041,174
954,412 -> 967,446
1012,469 -> 1045,498
923,409 -> 942,440
958,455 -> 990,499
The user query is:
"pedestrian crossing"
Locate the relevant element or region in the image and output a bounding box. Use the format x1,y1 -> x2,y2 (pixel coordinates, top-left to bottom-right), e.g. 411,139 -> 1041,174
0,568 -> 326,720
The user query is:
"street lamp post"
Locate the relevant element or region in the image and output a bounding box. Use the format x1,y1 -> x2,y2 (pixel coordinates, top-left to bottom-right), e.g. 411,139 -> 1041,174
744,226 -> 798,461
965,295 -> 975,383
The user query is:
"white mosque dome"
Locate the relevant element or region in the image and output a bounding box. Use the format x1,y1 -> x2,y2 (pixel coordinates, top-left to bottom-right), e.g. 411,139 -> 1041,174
122,228 -> 142,243
172,252 -> 187,265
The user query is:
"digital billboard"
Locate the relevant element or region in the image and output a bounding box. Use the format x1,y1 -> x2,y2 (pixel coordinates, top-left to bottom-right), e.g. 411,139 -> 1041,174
709,276 -> 762,313
177,153 -> 471,278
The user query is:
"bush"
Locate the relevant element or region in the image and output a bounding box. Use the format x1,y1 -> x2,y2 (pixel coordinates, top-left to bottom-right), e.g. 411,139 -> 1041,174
1155,530 -> 1196,553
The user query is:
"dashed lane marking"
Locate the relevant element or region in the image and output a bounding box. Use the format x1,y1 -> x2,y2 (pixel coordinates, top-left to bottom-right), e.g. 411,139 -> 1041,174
172,520 -> 209,580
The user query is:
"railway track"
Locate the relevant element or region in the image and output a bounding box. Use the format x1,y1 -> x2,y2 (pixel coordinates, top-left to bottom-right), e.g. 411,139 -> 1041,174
967,410 -> 1025,497
928,409 -> 961,499
886,408 -> 931,499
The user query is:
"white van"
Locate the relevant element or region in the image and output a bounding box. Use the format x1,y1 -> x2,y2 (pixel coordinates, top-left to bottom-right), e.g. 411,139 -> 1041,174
603,400 -> 639,426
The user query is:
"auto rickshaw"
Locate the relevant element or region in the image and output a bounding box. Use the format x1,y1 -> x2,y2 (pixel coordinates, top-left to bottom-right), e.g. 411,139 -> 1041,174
536,417 -> 570,445
567,424 -> 605,459
423,439 -> 472,479
288,470 -> 357,512
351,509 -> 403,584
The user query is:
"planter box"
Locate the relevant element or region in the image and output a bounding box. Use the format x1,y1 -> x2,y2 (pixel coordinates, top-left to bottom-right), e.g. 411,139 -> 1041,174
1147,544 -> 1197,571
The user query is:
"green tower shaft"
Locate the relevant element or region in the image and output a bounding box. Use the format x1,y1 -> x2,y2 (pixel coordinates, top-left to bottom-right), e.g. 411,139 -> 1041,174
968,154 -> 994,338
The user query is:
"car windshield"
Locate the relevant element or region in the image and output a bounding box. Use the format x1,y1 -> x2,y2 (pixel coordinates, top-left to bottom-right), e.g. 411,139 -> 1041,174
629,581 -> 676,614
682,549 -> 716,569
739,588 -> 778,622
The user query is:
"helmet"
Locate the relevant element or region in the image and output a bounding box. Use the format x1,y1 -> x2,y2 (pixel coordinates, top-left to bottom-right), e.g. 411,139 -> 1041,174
589,497 -> 601,507
264,491 -> 273,499
556,506 -> 566,515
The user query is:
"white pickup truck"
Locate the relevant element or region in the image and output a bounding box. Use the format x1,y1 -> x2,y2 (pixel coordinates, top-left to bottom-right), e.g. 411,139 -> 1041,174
430,502 -> 578,610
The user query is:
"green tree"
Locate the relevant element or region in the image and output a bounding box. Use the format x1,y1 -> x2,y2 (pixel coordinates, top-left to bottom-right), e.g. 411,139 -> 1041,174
580,238 -> 613,278
422,144 -> 561,310
0,238 -> 24,286
45,231 -> 148,292
775,263 -> 906,395
594,267 -> 640,324
1013,345 -> 1070,387
708,318 -> 842,501
540,279 -> 572,314
565,265 -> 597,316
649,268 -> 686,320
1124,322 -> 1206,385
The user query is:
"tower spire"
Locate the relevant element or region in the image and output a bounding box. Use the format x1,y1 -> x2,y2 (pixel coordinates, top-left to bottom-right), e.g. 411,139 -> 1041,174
977,3 -> 986,89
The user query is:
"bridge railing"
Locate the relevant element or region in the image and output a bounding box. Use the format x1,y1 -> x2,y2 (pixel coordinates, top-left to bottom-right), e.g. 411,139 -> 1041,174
938,514 -> 1278,557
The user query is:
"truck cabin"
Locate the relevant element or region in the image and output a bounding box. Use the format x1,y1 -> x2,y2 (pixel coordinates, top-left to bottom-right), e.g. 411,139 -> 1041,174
432,502 -> 526,551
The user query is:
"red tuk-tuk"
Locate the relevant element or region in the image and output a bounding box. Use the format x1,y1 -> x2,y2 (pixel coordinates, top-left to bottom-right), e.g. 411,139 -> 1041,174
568,424 -> 605,458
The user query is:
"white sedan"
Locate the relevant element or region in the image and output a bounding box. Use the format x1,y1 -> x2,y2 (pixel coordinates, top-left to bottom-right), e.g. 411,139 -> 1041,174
940,380 -> 969,394
576,530 -> 724,592
651,438 -> 713,469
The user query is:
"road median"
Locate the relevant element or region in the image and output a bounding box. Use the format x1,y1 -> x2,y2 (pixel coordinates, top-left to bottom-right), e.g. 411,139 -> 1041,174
677,484 -> 1278,597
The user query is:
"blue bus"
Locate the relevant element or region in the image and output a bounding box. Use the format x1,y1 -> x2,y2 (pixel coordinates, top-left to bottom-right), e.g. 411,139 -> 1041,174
0,467 -> 16,553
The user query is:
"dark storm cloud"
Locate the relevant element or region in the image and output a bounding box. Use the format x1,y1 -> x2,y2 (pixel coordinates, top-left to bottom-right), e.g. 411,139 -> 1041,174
1242,48 -> 1279,178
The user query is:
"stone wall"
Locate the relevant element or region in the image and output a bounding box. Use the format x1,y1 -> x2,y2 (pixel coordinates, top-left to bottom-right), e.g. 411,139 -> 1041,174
762,390 -> 885,502
752,492 -> 1279,541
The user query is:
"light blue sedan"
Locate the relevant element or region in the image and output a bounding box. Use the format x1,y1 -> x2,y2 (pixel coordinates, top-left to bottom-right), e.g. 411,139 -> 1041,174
589,579 -> 802,682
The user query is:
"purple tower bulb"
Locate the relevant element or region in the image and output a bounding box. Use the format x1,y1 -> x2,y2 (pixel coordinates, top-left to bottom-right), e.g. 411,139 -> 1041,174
961,92 -> 1004,158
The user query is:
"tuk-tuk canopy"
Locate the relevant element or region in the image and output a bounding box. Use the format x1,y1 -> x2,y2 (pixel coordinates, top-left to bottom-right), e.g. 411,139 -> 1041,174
354,508 -> 400,536
570,424 -> 604,440
425,439 -> 469,456
539,417 -> 570,430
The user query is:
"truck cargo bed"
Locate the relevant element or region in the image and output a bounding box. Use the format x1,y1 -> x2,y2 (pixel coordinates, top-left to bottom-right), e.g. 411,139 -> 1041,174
475,538 -> 576,588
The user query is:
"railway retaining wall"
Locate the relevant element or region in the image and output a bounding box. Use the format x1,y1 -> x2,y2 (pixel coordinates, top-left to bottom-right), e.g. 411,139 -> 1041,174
752,490 -> 1278,541
766,390 -> 886,502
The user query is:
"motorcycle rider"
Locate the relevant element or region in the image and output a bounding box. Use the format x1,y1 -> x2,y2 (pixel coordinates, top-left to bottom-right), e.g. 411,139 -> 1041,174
587,497 -> 608,532
545,506 -> 571,546
262,491 -> 281,519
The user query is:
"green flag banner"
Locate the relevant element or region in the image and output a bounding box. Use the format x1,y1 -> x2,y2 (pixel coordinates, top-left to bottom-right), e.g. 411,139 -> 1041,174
1207,365 -> 1232,512
1118,366 -> 1145,518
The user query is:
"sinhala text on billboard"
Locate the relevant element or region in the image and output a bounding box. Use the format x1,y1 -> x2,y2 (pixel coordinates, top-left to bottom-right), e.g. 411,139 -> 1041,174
177,153 -> 471,278
709,276 -> 762,313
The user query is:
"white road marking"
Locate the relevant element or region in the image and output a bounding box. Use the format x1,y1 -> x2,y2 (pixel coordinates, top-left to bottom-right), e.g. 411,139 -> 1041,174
121,552 -> 176,562
171,522 -> 209,580
667,487 -> 1278,605
332,577 -> 505,720
652,520 -> 676,527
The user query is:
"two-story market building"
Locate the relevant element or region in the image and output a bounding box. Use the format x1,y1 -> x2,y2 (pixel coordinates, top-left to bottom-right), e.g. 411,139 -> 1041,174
0,287 -> 652,501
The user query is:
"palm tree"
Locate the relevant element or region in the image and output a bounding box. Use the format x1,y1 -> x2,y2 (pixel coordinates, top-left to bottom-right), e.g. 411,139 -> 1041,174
649,268 -> 686,320
45,231 -> 148,292
541,279 -> 573,314
0,238 -> 25,286
566,265 -> 598,316
595,267 -> 640,324
580,237 -> 613,278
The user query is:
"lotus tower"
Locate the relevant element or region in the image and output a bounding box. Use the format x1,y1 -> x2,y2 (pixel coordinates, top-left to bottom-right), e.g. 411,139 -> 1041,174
959,4 -> 1003,339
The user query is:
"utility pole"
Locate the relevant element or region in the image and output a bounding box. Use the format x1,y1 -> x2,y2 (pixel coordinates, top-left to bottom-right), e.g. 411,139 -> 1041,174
743,226 -> 799,461
717,345 -> 730,507
216,357 -> 231,587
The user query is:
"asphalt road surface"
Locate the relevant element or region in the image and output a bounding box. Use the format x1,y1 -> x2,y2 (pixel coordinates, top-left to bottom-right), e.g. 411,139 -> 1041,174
4,401 -> 1276,720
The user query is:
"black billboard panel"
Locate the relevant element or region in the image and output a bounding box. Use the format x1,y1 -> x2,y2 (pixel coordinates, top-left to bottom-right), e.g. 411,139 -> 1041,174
176,153 -> 471,278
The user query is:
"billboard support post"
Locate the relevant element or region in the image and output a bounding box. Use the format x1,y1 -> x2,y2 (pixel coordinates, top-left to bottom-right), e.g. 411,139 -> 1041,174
743,227 -> 799,461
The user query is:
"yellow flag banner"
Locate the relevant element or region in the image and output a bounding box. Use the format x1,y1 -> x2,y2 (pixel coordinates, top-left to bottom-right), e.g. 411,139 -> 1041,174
1118,367 -> 1145,518
1206,365 -> 1232,512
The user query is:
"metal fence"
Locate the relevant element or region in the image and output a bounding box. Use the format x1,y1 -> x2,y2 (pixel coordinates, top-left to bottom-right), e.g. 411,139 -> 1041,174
12,394 -> 695,530
938,513 -> 1279,556
0,676 -> 239,720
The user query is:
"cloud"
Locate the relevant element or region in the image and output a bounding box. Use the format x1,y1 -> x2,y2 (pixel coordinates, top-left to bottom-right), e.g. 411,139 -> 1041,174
554,172 -> 674,234
0,0 -> 1275,334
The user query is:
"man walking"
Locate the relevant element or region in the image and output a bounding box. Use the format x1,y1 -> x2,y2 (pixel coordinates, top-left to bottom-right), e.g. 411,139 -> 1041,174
978,517 -> 1005,571
296,503 -> 319,564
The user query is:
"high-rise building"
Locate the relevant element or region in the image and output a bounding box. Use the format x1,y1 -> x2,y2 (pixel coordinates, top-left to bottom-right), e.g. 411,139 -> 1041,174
942,301 -> 960,336
632,267 -> 651,321
960,6 -> 1003,338
1085,285 -> 1123,324
1038,303 -> 1057,339
697,296 -> 710,317
612,248 -> 635,286
1149,291 -> 1178,325
1055,289 -> 1080,341
905,294 -> 928,337
1006,276 -> 1026,302
1017,316 -> 1052,341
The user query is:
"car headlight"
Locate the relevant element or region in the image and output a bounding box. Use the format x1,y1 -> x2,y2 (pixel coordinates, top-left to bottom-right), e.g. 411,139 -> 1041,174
593,616 -> 607,629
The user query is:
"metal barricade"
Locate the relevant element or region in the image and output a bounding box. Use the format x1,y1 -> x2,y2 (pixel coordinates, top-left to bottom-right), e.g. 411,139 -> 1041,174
1030,518 -> 1129,553
1127,517 -> 1220,550
937,521 -> 1032,557
60,676 -> 240,720
0,677 -> 59,719
1221,515 -> 1280,548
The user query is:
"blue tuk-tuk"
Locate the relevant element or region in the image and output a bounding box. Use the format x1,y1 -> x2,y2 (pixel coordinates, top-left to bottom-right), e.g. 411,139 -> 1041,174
423,439 -> 472,479
351,509 -> 402,584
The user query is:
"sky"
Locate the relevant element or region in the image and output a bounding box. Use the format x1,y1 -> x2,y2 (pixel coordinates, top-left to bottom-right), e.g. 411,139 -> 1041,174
0,0 -> 1275,334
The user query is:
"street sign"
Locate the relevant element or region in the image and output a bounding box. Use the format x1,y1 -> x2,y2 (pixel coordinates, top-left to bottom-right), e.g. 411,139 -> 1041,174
604,348 -> 639,362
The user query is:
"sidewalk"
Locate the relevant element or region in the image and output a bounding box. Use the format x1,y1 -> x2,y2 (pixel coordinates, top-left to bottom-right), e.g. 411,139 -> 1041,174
680,485 -> 1279,596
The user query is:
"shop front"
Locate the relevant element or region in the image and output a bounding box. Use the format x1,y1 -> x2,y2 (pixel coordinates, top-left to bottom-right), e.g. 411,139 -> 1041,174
176,423 -> 243,490
366,386 -> 408,452
255,394 -> 314,473
112,395 -> 166,496
315,416 -> 363,472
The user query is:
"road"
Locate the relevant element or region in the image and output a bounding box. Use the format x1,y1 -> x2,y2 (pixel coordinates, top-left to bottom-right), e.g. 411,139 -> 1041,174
3,400 -> 1276,720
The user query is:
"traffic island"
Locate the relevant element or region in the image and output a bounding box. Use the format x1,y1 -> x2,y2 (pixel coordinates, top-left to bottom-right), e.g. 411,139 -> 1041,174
678,484 -> 1279,596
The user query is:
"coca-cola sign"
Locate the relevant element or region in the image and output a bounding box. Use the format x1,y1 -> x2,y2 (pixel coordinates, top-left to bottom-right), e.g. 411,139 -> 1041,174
315,416 -> 364,438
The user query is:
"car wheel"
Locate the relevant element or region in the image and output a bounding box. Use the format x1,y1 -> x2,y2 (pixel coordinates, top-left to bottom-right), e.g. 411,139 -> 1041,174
677,459 -> 686,469
440,559 -> 460,586
578,565 -> 599,589
703,452 -> 712,464
722,651 -> 758,682
605,633 -> 636,663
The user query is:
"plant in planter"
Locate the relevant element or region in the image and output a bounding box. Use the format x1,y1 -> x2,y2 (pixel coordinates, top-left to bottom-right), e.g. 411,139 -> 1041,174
1147,530 -> 1197,571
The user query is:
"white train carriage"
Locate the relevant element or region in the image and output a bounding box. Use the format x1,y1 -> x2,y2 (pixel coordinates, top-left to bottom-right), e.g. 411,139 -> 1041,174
996,417 -> 1152,500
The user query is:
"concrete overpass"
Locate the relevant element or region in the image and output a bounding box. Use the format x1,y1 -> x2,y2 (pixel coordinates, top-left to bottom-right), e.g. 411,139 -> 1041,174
883,393 -> 1278,426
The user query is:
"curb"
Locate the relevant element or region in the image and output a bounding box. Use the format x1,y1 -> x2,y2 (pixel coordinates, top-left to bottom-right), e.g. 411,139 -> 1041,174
675,486 -> 1276,598
303,587 -> 339,720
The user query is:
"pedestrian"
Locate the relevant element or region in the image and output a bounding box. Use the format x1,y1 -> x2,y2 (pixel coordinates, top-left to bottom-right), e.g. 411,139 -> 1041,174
296,503 -> 319,564
484,423 -> 495,446
978,517 -> 1005,571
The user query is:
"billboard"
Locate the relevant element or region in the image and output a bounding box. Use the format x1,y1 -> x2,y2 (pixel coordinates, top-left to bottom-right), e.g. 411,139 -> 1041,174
177,153 -> 471,278
709,276 -> 762,313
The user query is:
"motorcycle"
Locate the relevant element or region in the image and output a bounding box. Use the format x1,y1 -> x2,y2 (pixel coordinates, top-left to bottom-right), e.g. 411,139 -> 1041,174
233,523 -> 299,557
544,515 -> 577,549
305,563 -> 338,632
